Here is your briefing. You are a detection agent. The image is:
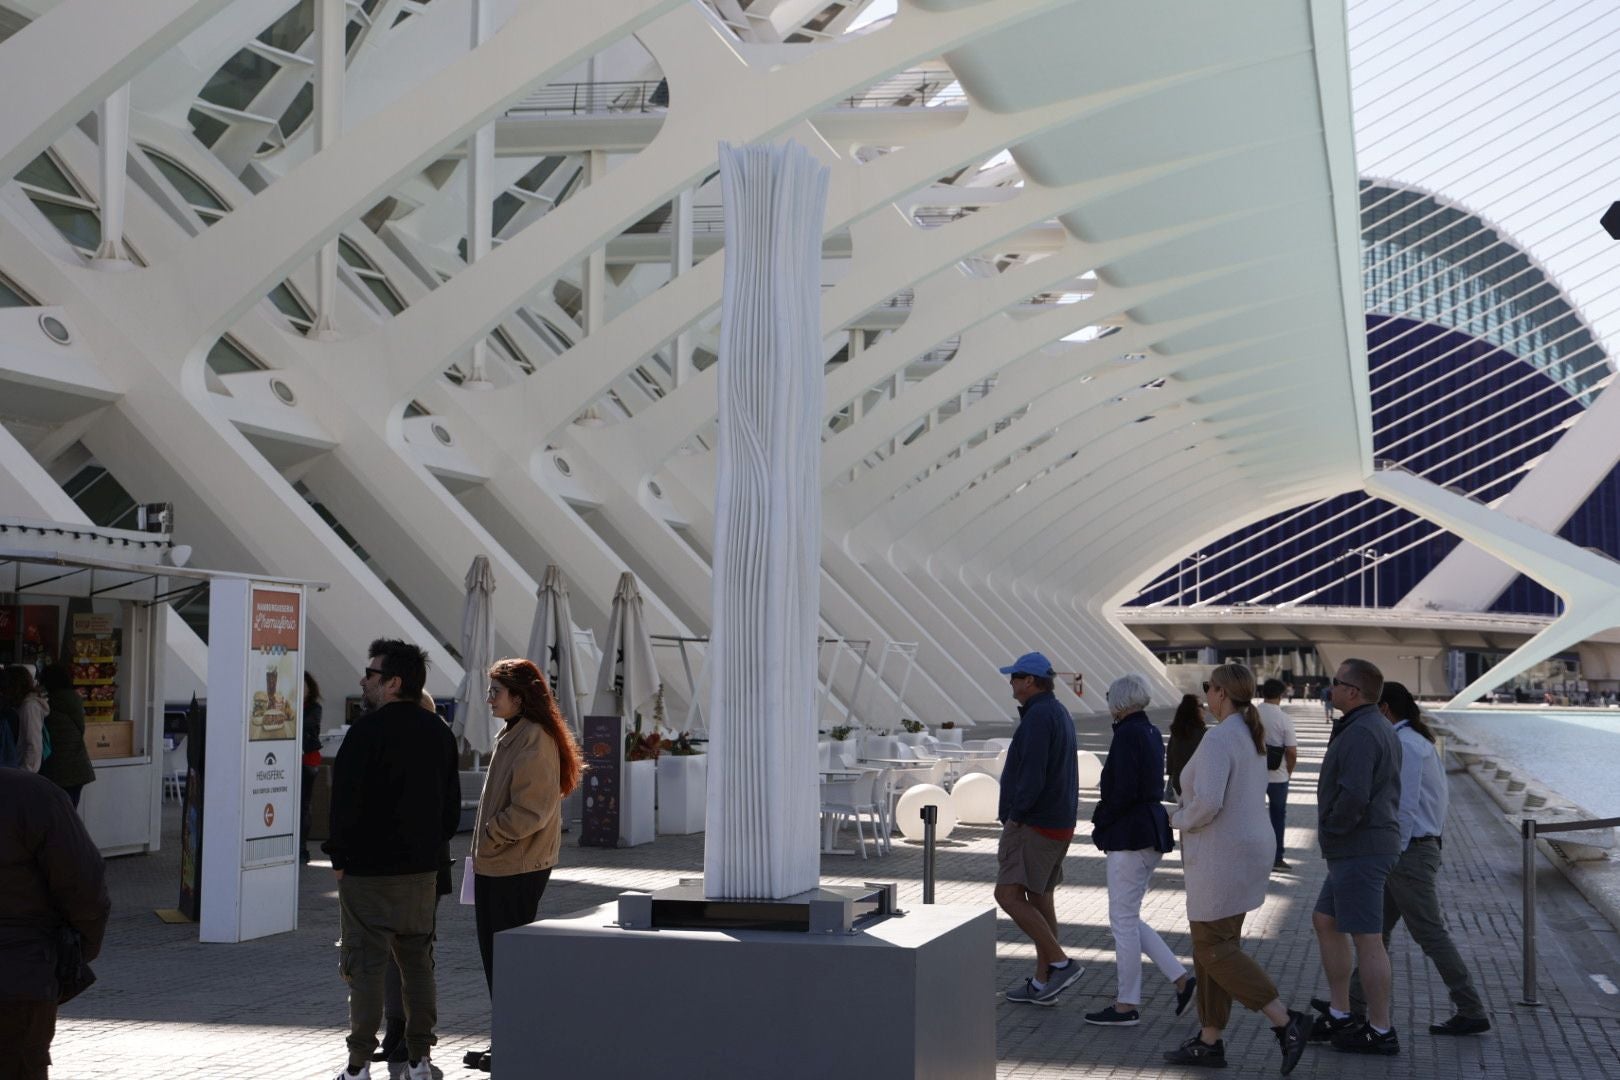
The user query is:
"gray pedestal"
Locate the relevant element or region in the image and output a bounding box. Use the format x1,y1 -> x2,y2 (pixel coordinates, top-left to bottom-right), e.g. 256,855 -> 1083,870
492,901 -> 996,1080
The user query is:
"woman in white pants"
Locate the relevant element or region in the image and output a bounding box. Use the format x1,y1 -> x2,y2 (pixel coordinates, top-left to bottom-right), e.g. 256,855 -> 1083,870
1086,674 -> 1196,1025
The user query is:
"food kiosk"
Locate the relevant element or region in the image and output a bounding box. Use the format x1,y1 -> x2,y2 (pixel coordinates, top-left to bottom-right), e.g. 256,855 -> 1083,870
1,538 -> 182,856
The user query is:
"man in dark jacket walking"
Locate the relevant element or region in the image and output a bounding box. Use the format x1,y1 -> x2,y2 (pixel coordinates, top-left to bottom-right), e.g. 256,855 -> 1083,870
0,767 -> 111,1079
324,639 -> 460,1080
994,651 -> 1083,1006
1311,658 -> 1403,1055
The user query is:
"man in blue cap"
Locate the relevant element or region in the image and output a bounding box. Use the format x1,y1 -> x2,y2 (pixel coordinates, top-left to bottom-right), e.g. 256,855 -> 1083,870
995,650 -> 1083,1005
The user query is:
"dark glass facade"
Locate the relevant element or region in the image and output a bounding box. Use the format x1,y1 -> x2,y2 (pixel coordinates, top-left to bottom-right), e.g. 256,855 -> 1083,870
1131,182 -> 1617,615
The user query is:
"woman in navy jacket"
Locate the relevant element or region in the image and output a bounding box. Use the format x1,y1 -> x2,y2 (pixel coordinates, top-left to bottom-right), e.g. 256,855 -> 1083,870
1086,674 -> 1195,1026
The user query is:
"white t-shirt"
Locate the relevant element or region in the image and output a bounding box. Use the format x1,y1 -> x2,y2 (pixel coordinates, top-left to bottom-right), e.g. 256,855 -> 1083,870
1257,701 -> 1297,784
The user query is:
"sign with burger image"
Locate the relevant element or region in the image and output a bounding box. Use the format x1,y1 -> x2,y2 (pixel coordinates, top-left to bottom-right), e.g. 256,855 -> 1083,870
242,585 -> 302,866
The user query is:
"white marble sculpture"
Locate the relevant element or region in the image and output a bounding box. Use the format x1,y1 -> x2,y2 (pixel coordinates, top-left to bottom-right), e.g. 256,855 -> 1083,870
703,140 -> 830,900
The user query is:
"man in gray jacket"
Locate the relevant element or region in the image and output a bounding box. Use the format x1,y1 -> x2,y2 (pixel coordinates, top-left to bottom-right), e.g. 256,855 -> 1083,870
1311,658 -> 1402,1055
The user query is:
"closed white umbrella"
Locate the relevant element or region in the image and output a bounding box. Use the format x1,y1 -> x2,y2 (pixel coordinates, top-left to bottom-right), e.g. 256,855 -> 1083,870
454,555 -> 498,755
593,571 -> 661,724
527,565 -> 583,734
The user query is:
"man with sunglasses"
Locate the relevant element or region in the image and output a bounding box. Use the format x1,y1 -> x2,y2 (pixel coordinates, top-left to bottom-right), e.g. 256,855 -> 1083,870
994,651 -> 1084,1006
1308,659 -> 1403,1056
325,639 -> 461,1080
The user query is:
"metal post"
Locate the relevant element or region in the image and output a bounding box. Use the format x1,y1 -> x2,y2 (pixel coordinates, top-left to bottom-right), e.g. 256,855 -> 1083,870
1520,817 -> 1540,1006
921,805 -> 938,904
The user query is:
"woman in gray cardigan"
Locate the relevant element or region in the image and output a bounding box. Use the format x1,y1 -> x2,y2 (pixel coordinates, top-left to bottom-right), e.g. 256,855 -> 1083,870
1163,663 -> 1308,1074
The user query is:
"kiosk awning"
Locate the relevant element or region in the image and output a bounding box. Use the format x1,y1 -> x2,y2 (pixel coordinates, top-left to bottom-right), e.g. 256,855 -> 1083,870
0,547 -> 328,603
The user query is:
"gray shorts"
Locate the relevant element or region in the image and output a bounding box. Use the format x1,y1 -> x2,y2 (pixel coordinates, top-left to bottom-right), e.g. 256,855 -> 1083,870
1314,852 -> 1399,934
997,821 -> 1069,894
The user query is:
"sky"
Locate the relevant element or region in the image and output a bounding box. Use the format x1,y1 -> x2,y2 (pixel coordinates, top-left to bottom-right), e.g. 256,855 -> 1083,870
1349,0 -> 1620,363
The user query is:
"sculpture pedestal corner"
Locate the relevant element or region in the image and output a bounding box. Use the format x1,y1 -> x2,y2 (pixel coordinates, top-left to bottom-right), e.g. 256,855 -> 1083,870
493,900 -> 996,1080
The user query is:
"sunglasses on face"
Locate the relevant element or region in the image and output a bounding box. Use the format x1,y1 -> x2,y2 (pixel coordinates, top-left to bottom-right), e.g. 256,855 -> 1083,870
362,666 -> 386,680
1331,677 -> 1361,692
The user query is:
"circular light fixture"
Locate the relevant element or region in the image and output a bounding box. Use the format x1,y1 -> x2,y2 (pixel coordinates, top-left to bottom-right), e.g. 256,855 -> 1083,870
647,481 -> 663,498
270,378 -> 297,405
553,455 -> 572,476
38,314 -> 71,345
431,423 -> 454,446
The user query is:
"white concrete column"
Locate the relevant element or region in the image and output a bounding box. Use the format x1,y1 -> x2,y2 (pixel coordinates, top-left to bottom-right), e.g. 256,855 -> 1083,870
583,149 -> 608,337
91,84 -> 131,268
671,186 -> 695,386
464,0 -> 495,385
310,0 -> 346,340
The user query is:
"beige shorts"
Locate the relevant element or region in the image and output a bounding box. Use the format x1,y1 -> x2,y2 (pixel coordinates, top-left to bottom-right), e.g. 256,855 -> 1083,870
997,821 -> 1069,894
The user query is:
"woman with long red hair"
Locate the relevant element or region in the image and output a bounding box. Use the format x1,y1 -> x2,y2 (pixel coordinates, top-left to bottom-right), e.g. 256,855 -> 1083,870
467,658 -> 584,1068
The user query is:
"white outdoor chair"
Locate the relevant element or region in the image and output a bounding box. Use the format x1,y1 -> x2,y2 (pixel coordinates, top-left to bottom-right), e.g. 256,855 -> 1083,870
820,767 -> 888,858
162,736 -> 187,802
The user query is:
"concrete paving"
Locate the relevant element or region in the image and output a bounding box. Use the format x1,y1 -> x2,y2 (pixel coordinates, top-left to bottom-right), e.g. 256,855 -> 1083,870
50,706 -> 1620,1078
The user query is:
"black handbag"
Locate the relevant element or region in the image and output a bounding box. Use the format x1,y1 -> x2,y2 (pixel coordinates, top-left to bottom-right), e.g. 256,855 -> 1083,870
1265,744 -> 1286,771
55,926 -> 97,1004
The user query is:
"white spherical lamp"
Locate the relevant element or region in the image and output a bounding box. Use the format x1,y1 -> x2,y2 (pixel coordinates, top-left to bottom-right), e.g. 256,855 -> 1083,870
1076,750 -> 1103,789
895,783 -> 956,841
951,773 -> 1000,824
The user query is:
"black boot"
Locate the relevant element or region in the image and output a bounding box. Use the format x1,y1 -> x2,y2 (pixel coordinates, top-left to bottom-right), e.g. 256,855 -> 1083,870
373,1018 -> 406,1063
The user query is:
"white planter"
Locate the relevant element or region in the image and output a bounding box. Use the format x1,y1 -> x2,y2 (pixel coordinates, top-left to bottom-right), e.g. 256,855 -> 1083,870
935,728 -> 964,746
620,759 -> 656,847
896,732 -> 928,747
860,735 -> 902,761
832,738 -> 861,768
657,754 -> 707,835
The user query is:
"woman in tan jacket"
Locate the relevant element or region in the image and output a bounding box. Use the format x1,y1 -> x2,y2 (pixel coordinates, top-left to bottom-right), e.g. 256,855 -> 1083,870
471,658 -> 583,999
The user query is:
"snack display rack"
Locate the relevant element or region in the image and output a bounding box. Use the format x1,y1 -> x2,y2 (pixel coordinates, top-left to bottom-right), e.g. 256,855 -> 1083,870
71,613 -> 128,759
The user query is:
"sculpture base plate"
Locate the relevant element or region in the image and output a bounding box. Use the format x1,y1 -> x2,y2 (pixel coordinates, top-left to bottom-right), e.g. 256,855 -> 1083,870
616,879 -> 896,934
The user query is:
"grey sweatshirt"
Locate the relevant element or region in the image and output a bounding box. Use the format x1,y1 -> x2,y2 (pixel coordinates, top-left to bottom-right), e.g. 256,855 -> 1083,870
1317,702 -> 1403,859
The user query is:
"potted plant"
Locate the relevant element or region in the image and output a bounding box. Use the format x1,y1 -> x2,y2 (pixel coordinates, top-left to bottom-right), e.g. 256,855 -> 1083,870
657,729 -> 706,835
618,716 -> 658,847
897,717 -> 928,746
828,723 -> 860,767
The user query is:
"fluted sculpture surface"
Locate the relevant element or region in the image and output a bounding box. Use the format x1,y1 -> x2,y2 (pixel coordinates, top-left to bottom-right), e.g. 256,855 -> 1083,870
703,141 -> 829,899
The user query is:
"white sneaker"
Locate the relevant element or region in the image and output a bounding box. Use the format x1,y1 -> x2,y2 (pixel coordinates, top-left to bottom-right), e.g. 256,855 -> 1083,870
405,1057 -> 432,1080
333,1065 -> 370,1080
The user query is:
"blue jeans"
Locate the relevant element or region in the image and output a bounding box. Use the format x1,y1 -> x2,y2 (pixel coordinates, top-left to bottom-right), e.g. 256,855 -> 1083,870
1267,781 -> 1289,863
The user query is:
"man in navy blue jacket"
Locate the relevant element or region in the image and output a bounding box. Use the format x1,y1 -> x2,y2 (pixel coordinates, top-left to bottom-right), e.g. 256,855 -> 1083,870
994,651 -> 1082,1006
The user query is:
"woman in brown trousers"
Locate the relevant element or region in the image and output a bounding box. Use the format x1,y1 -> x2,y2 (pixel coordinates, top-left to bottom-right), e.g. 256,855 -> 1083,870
1163,663 -> 1308,1074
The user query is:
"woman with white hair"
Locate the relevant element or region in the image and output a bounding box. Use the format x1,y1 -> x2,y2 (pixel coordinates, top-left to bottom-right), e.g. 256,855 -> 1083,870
1086,673 -> 1195,1026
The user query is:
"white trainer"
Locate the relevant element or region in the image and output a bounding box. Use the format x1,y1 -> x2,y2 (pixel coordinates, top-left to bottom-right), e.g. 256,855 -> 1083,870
405,1057 -> 432,1080
333,1065 -> 371,1080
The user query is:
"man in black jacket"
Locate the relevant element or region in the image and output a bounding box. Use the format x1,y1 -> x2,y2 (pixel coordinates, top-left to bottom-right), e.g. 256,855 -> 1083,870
0,767 -> 110,1080
325,639 -> 460,1080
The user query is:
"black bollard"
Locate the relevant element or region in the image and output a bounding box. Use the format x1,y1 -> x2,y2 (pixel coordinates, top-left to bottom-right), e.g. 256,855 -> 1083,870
921,804 -> 938,904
